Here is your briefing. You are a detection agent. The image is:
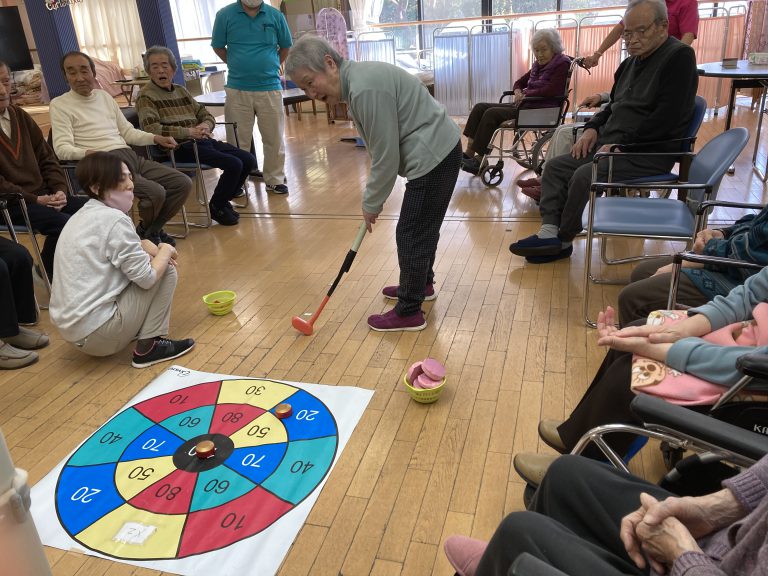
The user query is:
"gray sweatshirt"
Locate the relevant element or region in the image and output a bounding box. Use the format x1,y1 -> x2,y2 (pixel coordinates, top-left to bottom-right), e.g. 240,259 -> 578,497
49,199 -> 157,342
339,60 -> 460,214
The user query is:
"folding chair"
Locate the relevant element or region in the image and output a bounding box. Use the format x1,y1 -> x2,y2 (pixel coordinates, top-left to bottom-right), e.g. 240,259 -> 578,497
0,193 -> 51,297
152,121 -> 244,238
582,128 -> 750,327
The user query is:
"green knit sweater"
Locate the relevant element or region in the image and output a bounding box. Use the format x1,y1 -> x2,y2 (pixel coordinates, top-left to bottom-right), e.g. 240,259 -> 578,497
136,81 -> 215,140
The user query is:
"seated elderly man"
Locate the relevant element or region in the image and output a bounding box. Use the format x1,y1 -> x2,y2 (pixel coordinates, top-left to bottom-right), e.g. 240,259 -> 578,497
0,60 -> 86,279
0,237 -> 49,369
509,0 -> 698,263
49,51 -> 191,246
462,28 -> 570,175
136,45 -> 256,226
443,453 -> 767,576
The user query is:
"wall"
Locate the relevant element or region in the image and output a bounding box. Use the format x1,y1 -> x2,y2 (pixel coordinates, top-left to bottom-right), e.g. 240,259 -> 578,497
1,0 -> 38,65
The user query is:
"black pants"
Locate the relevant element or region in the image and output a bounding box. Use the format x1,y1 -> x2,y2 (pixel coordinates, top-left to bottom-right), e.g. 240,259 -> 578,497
557,347 -> 641,458
0,237 -> 36,338
476,455 -> 670,576
8,195 -> 88,279
395,141 -> 461,316
618,257 -> 708,326
463,102 -> 519,156
174,139 -> 256,206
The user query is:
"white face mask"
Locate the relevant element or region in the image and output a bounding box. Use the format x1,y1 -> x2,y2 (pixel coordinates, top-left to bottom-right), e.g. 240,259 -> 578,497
241,0 -> 262,8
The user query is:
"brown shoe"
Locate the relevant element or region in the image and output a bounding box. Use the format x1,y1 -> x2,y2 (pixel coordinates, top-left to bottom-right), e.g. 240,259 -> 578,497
0,342 -> 39,370
513,453 -> 558,487
538,419 -> 566,452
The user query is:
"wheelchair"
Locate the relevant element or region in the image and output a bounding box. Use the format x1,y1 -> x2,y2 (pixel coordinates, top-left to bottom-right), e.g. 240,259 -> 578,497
571,350 -> 768,473
475,57 -> 587,187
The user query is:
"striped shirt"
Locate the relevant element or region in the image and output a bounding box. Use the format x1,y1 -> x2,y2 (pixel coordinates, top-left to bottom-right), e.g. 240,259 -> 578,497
136,81 -> 215,140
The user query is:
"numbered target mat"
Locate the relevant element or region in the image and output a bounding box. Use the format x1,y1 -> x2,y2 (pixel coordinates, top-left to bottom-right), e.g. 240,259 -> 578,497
31,365 -> 373,576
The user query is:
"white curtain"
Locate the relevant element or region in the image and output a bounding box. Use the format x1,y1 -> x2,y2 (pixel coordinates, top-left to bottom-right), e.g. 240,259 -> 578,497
70,0 -> 146,71
349,0 -> 370,30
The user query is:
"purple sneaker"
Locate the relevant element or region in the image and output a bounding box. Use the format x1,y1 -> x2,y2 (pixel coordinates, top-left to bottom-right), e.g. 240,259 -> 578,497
367,309 -> 427,332
382,283 -> 436,301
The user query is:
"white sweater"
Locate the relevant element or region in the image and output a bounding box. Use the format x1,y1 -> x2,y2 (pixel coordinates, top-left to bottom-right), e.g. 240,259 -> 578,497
49,89 -> 156,160
50,199 -> 157,342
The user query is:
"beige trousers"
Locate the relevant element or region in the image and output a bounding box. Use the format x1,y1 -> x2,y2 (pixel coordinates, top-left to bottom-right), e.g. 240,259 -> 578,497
224,88 -> 286,186
75,266 -> 178,357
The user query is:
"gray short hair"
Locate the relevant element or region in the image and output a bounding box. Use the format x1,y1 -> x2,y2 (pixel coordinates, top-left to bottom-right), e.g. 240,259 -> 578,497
531,28 -> 564,54
627,0 -> 669,23
143,45 -> 177,72
285,35 -> 344,80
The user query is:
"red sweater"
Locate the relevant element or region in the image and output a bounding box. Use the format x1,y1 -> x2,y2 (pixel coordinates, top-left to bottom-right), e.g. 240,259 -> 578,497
0,105 -> 68,204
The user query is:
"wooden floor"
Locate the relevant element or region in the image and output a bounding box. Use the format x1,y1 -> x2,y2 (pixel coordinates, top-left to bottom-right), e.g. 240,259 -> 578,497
4,98 -> 768,576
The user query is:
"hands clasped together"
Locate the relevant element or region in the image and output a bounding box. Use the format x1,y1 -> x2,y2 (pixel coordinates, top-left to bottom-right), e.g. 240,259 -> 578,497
620,488 -> 743,573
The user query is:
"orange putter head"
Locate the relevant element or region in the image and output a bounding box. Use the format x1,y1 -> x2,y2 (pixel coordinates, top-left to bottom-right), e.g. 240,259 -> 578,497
292,315 -> 314,336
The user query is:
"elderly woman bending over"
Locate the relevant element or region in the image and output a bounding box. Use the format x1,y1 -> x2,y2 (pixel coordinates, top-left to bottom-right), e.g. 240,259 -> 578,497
49,152 -> 194,368
462,28 -> 570,175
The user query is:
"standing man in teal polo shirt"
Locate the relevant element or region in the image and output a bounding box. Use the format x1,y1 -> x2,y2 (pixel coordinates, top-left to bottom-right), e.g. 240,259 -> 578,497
212,0 -> 293,194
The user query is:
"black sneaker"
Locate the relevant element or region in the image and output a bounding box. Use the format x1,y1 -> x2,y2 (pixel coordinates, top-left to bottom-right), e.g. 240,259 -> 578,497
132,337 -> 195,368
249,168 -> 263,178
157,229 -> 177,246
233,186 -> 247,198
266,183 -> 289,194
224,203 -> 240,220
210,202 -> 239,226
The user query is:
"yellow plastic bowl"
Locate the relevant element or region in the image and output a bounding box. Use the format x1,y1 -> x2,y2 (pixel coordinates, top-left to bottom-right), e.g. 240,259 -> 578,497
202,290 -> 236,316
403,373 -> 446,404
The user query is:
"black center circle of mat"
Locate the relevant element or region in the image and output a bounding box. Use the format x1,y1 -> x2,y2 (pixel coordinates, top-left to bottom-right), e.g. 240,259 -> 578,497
173,433 -> 235,472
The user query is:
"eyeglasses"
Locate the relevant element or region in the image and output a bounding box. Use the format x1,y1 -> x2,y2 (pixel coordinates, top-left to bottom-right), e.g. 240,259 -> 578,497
622,22 -> 659,40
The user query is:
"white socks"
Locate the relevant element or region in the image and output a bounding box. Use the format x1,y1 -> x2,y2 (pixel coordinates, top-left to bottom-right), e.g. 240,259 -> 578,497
537,224 -> 571,249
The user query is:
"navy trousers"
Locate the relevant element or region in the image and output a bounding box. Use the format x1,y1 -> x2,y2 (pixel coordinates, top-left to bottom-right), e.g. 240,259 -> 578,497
395,141 -> 462,316
175,139 -> 256,207
0,237 -> 36,338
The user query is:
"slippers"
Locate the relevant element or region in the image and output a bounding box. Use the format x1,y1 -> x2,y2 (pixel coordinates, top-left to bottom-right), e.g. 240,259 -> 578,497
509,234 -> 563,257
525,245 -> 573,263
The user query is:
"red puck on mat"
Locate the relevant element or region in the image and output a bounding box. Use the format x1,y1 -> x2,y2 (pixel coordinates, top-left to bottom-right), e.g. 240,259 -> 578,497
194,440 -> 216,459
421,358 -> 446,381
275,403 -> 293,419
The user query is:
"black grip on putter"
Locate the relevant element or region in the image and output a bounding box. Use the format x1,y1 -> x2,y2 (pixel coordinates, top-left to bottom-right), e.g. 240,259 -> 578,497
326,249 -> 358,297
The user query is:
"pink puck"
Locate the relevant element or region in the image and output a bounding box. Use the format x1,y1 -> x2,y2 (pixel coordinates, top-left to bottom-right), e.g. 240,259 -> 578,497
415,372 -> 443,389
421,358 -> 445,381
406,361 -> 423,386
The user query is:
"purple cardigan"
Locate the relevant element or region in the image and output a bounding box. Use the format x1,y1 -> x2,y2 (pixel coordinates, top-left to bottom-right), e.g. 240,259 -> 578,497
668,454 -> 768,576
511,52 -> 570,109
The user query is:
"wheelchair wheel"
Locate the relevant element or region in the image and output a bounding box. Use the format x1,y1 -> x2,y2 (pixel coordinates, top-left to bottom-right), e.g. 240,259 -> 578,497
481,162 -> 504,186
660,440 -> 684,470
511,130 -> 538,171
530,130 -> 554,175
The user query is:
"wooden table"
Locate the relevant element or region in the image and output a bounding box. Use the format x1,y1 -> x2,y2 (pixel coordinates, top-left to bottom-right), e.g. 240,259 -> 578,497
698,60 -> 768,180
110,78 -> 149,106
195,88 -> 316,121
